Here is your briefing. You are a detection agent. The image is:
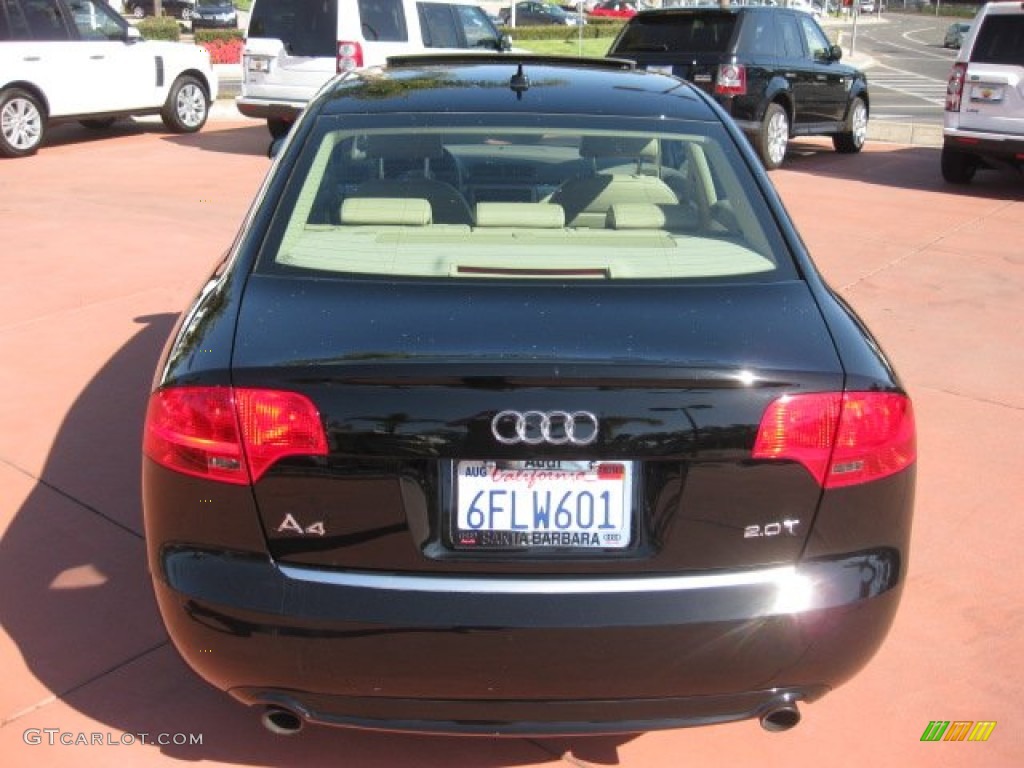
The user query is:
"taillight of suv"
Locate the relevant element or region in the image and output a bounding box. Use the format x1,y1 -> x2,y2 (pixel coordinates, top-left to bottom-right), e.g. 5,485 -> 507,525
338,41 -> 364,73
715,64 -> 747,97
945,62 -> 967,112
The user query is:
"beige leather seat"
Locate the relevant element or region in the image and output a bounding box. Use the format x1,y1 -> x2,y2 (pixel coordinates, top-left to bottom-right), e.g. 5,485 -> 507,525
350,134 -> 474,225
547,136 -> 679,228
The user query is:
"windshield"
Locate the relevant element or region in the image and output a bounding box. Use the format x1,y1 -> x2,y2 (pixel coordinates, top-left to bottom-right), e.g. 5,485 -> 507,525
259,122 -> 794,282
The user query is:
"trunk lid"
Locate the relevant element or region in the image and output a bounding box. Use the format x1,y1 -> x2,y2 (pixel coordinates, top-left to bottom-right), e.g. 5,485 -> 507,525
232,276 -> 843,575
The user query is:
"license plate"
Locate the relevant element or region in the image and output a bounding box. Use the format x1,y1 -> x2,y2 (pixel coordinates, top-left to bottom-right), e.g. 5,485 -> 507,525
970,84 -> 1004,103
247,57 -> 271,74
454,460 -> 633,550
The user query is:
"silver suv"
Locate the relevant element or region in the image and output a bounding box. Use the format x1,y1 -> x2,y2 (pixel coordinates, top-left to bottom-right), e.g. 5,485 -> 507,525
942,1 -> 1024,184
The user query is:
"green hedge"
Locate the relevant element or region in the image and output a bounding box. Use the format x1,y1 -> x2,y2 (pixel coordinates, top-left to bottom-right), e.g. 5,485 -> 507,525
194,28 -> 245,44
137,16 -> 180,41
506,21 -> 624,41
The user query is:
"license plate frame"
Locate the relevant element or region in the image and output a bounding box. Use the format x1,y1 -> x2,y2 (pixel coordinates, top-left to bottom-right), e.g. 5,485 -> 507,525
452,460 -> 634,551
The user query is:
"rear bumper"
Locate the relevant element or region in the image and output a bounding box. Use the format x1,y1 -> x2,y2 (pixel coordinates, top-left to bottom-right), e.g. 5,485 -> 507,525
235,97 -> 303,121
943,129 -> 1024,165
152,547 -> 904,734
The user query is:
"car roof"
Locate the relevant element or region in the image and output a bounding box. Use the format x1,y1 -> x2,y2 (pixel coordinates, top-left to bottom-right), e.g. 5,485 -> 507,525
315,55 -> 717,121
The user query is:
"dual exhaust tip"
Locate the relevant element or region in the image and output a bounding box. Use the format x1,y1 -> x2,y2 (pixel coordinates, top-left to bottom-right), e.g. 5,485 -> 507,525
261,700 -> 801,736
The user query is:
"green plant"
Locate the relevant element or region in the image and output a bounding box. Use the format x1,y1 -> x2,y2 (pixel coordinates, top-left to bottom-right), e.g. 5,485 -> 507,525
137,16 -> 181,41
517,37 -> 614,58
193,28 -> 245,44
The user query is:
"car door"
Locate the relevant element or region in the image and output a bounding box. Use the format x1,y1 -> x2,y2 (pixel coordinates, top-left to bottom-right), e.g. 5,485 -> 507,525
796,11 -> 849,123
62,0 -> 160,112
773,11 -> 815,128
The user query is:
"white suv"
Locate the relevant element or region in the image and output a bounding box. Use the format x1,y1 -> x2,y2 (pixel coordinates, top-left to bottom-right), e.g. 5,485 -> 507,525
942,1 -> 1024,184
0,0 -> 217,158
239,0 -> 508,138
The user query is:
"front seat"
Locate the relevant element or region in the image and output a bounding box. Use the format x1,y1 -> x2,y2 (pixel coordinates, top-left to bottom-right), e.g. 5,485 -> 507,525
350,134 -> 473,225
546,136 -> 678,228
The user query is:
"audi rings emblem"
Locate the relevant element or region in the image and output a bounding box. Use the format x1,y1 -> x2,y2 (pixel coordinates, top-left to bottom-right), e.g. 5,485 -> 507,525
490,410 -> 599,446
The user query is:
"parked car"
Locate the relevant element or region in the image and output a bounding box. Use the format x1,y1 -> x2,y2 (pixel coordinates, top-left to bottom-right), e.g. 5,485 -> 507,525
0,0 -> 217,158
191,0 -> 237,29
240,0 -> 508,138
144,52 -> 916,737
499,1 -> 580,26
943,21 -> 971,49
122,0 -> 194,19
607,7 -> 869,169
942,1 -> 1024,183
588,1 -> 642,19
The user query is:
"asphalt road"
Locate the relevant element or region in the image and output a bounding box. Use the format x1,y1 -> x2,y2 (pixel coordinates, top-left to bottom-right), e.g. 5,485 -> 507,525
0,115 -> 1021,767
832,10 -> 962,125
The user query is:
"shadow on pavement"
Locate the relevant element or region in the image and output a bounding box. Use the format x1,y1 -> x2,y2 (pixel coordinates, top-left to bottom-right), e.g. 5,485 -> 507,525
779,139 -> 1024,199
0,314 -> 635,764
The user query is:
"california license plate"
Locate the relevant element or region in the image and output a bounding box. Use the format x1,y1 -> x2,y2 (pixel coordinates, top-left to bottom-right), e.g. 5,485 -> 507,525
454,460 -> 633,550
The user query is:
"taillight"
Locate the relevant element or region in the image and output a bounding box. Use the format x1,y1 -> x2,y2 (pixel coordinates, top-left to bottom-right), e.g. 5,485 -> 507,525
714,64 -> 746,97
144,387 -> 327,485
337,41 -> 363,73
753,392 -> 915,489
945,62 -> 967,112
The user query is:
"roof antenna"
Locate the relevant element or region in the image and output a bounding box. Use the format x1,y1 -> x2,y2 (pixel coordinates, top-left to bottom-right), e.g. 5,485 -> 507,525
509,63 -> 529,100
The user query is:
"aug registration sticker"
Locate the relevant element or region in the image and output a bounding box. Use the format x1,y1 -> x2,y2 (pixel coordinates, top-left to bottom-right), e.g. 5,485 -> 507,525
454,460 -> 633,550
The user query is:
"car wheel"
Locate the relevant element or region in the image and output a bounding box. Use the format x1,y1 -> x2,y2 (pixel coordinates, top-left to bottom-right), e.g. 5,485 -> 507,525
79,118 -> 117,130
757,103 -> 789,170
940,147 -> 977,185
132,5 -> 144,18
181,7 -> 192,21
0,88 -> 46,159
267,118 -> 292,139
833,97 -> 868,154
161,75 -> 209,133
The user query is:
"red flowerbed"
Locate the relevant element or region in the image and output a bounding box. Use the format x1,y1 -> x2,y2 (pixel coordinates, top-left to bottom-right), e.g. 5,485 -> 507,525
201,38 -> 244,65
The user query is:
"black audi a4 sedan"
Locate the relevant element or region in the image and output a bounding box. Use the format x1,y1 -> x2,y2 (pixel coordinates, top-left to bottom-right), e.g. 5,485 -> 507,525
143,54 -> 916,736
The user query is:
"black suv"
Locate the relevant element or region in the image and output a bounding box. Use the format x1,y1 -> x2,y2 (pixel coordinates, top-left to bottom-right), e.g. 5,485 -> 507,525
608,7 -> 869,169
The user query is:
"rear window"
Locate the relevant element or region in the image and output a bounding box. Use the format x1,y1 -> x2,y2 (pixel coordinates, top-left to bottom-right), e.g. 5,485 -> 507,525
970,15 -> 1024,65
612,14 -> 738,54
248,0 -> 336,56
259,120 -> 795,283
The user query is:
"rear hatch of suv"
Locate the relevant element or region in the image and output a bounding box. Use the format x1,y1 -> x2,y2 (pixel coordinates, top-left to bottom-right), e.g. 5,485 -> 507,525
952,6 -> 1024,134
607,10 -> 740,93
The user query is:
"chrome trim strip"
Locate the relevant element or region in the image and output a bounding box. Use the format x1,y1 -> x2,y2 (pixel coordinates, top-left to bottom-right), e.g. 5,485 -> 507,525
277,564 -> 798,595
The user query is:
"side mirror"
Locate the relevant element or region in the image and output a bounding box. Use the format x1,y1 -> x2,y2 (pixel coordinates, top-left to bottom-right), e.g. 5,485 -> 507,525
499,34 -> 512,52
828,44 -> 843,62
126,26 -> 143,44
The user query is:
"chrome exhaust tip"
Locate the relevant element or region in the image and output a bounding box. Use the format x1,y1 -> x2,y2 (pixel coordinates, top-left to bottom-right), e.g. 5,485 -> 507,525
261,706 -> 304,735
759,701 -> 801,732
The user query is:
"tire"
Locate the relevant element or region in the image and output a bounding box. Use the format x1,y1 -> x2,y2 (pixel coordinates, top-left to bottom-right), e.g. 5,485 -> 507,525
79,118 -> 117,130
941,147 -> 977,185
833,96 -> 868,154
756,103 -> 789,170
181,7 -> 191,21
0,88 -> 46,159
132,5 -> 144,18
267,118 -> 292,139
161,75 -> 209,133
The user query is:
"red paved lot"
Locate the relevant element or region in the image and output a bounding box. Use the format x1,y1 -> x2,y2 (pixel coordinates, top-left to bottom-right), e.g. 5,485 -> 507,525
0,118 -> 1022,767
